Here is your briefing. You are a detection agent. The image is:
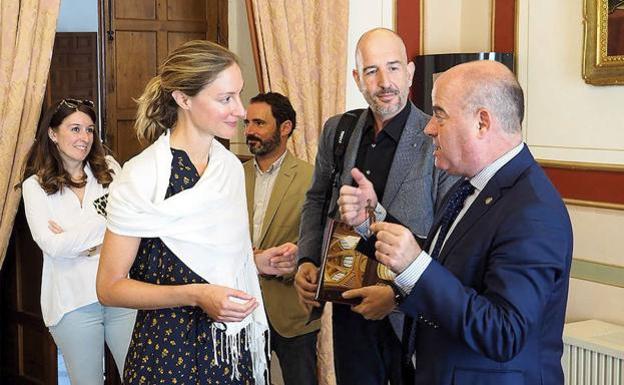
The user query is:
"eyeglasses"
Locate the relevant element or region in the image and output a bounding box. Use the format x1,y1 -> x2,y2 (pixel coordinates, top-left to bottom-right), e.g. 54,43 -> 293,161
56,98 -> 94,112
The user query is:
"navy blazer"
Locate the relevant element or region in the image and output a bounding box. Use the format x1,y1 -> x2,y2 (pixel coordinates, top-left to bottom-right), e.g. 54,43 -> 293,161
399,145 -> 573,385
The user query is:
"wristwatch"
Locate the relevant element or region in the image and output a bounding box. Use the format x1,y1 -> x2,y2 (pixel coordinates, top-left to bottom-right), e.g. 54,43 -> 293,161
388,282 -> 405,306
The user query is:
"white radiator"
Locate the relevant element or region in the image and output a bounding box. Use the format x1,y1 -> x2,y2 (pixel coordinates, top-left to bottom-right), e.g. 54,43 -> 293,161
563,320 -> 624,385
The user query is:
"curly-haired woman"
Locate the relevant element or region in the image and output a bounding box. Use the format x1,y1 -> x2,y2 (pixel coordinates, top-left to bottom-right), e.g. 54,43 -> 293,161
20,99 -> 136,385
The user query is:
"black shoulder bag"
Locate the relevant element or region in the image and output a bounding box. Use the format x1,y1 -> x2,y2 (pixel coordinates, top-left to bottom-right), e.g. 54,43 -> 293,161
320,108 -> 365,229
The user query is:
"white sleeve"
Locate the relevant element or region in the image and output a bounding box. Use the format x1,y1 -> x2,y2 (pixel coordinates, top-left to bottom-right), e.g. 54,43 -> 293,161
22,178 -> 105,259
105,155 -> 122,175
354,203 -> 388,238
394,251 -> 432,294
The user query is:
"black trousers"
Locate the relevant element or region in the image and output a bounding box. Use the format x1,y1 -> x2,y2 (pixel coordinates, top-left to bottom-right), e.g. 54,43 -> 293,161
270,325 -> 319,385
332,304 -> 405,385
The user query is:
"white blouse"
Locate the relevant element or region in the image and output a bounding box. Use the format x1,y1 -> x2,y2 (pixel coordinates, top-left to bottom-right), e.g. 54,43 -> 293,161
22,156 -> 121,326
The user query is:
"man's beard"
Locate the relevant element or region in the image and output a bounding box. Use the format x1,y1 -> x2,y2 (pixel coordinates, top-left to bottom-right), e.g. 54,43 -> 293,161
362,86 -> 407,119
246,129 -> 281,156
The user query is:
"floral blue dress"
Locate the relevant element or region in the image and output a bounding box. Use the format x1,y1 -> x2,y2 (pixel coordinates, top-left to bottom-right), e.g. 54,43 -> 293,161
123,148 -> 255,385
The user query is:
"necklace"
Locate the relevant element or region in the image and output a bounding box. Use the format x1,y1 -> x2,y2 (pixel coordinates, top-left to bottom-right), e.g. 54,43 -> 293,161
70,171 -> 86,183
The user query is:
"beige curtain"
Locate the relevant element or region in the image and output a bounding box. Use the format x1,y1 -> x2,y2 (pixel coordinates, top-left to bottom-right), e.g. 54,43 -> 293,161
246,2 -> 349,384
0,0 -> 61,268
247,0 -> 349,163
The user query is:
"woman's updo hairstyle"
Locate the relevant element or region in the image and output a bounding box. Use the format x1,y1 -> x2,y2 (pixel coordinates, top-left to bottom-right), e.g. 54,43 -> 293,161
134,40 -> 240,144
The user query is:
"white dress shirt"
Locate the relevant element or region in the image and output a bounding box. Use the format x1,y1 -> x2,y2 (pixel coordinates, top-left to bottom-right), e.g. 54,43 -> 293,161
252,151 -> 287,247
395,143 -> 525,293
22,156 -> 121,326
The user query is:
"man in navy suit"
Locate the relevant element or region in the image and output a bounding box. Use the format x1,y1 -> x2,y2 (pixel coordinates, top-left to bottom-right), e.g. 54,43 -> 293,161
338,60 -> 573,385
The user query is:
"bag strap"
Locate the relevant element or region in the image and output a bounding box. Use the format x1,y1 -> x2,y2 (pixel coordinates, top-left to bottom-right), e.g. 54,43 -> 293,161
320,108 -> 365,228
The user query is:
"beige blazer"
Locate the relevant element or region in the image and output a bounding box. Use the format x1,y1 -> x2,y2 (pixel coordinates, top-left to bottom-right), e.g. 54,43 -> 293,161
244,151 -> 321,337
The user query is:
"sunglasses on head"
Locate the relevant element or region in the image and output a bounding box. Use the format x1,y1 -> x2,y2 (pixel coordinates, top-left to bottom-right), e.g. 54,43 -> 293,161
56,98 -> 94,112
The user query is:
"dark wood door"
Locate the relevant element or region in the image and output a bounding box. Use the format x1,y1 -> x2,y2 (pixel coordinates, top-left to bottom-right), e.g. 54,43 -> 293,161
0,203 -> 56,385
0,209 -> 122,385
103,0 -> 228,164
43,33 -> 99,113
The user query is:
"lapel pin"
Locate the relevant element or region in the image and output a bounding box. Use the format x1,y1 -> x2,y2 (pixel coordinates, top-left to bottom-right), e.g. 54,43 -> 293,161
485,197 -> 493,205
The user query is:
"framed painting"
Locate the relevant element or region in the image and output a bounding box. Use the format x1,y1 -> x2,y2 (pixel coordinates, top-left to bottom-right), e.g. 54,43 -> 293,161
583,0 -> 624,84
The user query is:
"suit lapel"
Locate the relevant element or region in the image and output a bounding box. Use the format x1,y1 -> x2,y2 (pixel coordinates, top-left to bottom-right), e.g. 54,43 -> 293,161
437,182 -> 501,264
437,146 -> 535,264
339,110 -> 369,187
382,103 -> 429,207
423,179 -> 463,252
338,104 -> 430,206
258,152 -> 296,246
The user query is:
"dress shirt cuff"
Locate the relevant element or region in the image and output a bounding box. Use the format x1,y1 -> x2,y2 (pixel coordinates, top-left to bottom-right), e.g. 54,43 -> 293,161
297,257 -> 319,267
394,251 -> 432,294
354,203 -> 387,239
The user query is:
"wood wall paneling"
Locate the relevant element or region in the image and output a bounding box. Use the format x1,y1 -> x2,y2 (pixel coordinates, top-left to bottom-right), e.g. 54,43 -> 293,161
168,0 -> 206,21
207,0 -> 228,46
167,32 -> 207,53
397,0 -> 422,59
21,326 -> 50,382
541,164 -> 624,208
114,31 -> 158,110
492,0 -> 516,52
115,0 -> 156,20
46,33 -> 98,112
18,237 -> 43,317
115,121 -> 141,166
105,0 -> 227,163
0,205 -> 56,384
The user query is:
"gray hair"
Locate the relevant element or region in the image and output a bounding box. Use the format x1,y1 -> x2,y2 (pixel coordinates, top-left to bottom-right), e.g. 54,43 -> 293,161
460,64 -> 524,134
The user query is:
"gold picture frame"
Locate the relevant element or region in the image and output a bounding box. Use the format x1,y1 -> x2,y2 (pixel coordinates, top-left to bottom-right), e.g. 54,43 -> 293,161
583,0 -> 624,84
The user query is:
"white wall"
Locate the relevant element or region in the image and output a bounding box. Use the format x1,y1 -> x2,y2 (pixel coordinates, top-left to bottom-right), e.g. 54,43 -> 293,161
423,0 -> 462,53
57,0 -> 98,32
228,0 -> 259,156
423,0 -> 491,54
345,0 -> 396,111
564,204 -> 624,323
459,0 -> 491,53
568,205 -> 624,267
566,279 -> 624,325
516,1 -> 624,324
517,0 -> 624,165
422,0 -> 624,325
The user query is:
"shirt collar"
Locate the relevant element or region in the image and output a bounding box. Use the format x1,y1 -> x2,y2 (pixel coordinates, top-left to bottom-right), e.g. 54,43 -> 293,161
83,161 -> 95,180
364,102 -> 411,142
469,142 -> 524,191
253,150 -> 287,176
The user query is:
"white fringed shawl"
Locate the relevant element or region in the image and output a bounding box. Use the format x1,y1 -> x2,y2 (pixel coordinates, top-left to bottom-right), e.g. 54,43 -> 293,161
107,131 -> 267,384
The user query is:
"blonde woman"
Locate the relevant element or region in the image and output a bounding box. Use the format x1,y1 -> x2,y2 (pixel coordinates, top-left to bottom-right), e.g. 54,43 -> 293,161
96,40 -> 268,384
20,99 -> 136,385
